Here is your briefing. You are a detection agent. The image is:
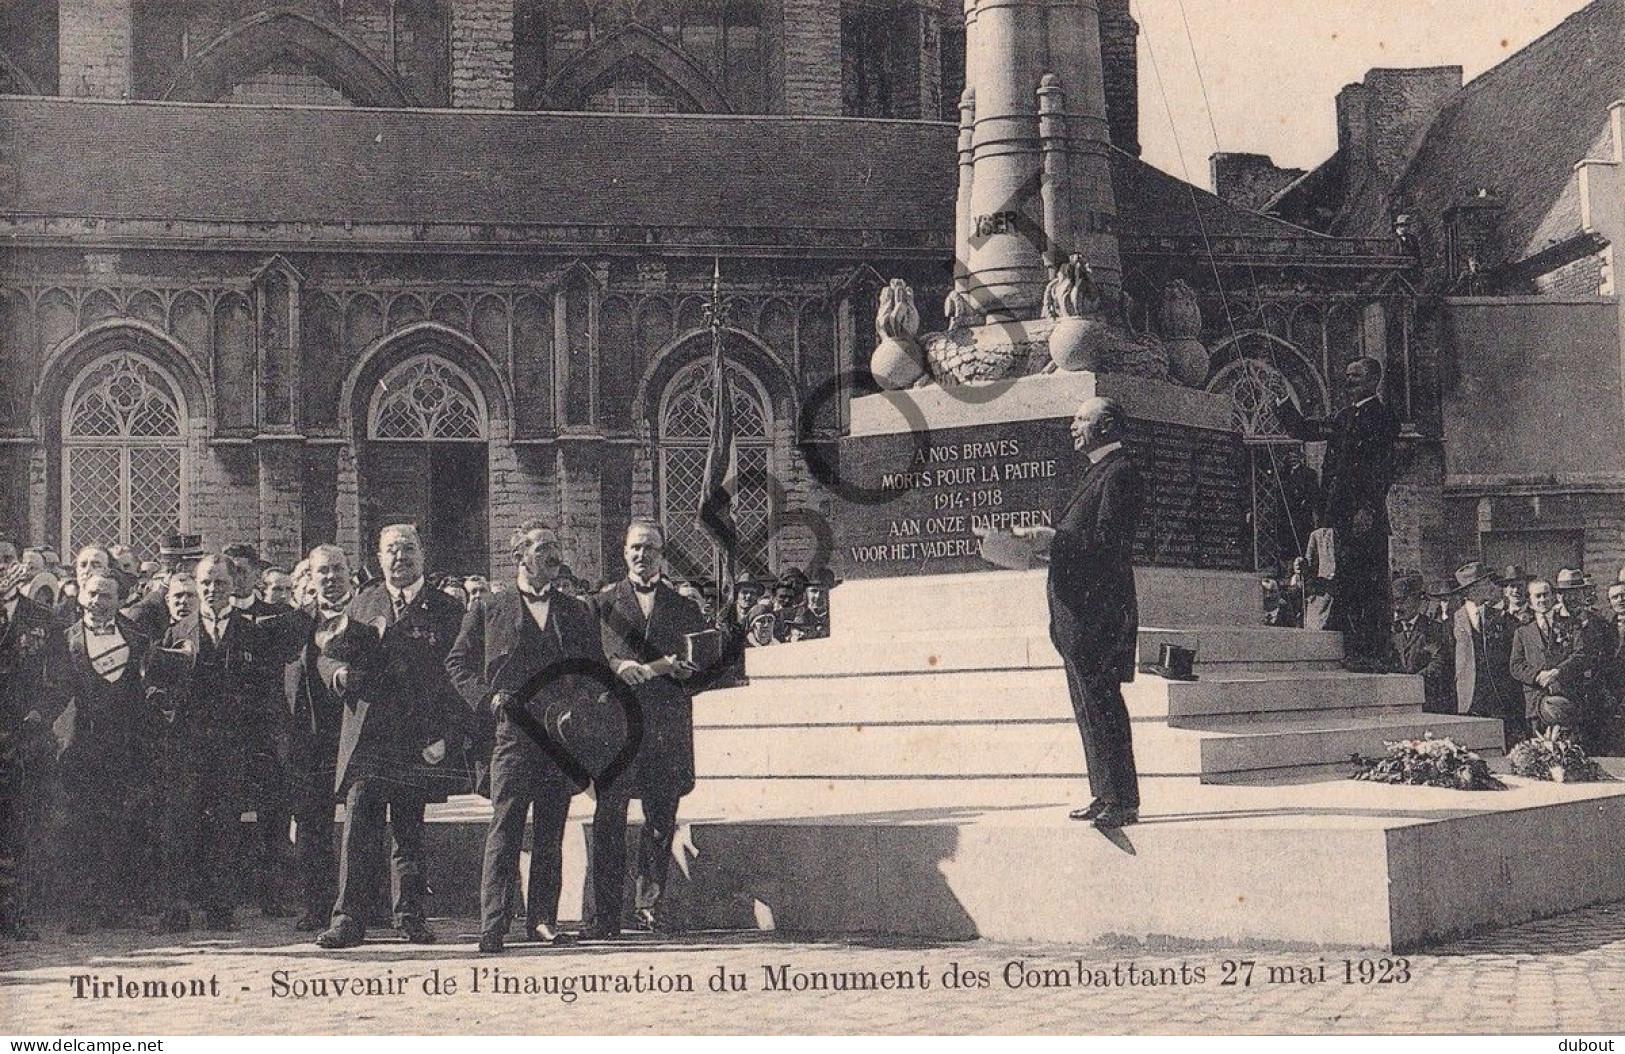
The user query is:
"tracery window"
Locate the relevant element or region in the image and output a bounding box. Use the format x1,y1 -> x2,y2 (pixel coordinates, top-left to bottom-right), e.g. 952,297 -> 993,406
658,358 -> 772,575
62,352 -> 188,560
368,354 -> 488,442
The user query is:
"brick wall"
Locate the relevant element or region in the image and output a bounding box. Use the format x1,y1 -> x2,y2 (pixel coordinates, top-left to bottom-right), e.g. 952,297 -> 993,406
1210,153 -> 1306,212
781,0 -> 842,115
1534,252 -> 1609,297
1098,0 -> 1139,156
451,0 -> 515,109
486,422 -> 557,579
192,438 -> 262,554
59,0 -> 132,98
557,443 -> 604,583
257,443 -> 304,568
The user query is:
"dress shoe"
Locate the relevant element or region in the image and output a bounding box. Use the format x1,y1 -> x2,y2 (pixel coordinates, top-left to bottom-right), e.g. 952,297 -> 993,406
580,920 -> 620,941
1068,799 -> 1109,822
1091,805 -> 1140,830
314,922 -> 365,949
293,911 -> 327,933
529,921 -> 560,944
152,908 -> 191,935
478,933 -> 505,954
202,910 -> 237,932
395,919 -> 438,944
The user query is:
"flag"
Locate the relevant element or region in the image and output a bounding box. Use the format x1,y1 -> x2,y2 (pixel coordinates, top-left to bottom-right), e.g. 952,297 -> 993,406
698,274 -> 738,587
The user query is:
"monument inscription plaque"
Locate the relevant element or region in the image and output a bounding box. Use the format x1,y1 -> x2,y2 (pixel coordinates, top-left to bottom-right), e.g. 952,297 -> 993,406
831,373 -> 1251,579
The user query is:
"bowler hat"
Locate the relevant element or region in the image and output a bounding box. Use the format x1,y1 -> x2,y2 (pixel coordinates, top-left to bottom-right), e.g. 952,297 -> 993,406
1555,568 -> 1593,591
1494,565 -> 1531,585
734,571 -> 765,593
1448,561 -> 1496,592
1392,572 -> 1426,600
779,566 -> 809,587
808,567 -> 841,590
1138,643 -> 1198,682
1538,694 -> 1587,731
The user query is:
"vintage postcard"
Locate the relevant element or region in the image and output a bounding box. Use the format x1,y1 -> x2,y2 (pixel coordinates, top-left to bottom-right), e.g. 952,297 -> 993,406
1,0 -> 1623,1040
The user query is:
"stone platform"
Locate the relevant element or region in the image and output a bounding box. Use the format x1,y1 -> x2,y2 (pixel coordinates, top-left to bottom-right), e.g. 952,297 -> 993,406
406,566 -> 1625,953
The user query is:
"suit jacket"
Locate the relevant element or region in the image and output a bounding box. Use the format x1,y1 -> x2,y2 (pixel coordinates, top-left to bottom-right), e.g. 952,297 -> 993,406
331,582 -> 471,799
149,611 -> 275,763
1452,604 -> 1521,720
119,590 -> 171,646
1513,612 -> 1619,716
43,617 -> 152,776
1387,615 -> 1454,713
1046,447 -> 1143,683
446,588 -> 615,793
594,579 -> 710,799
1276,396 -> 1399,535
2,595 -> 54,732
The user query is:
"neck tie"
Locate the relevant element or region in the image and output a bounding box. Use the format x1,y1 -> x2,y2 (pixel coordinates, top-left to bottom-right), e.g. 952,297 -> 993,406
633,581 -> 657,596
393,592 -> 408,620
0,604 -> 9,642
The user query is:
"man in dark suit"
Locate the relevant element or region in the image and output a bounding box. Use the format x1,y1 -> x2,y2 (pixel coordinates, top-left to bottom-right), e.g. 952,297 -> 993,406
42,570 -> 151,932
1493,566 -> 1535,627
1,555 -> 56,940
315,525 -> 469,949
1276,357 -> 1400,670
1515,572 -> 1620,749
447,523 -> 617,953
1448,561 -> 1524,741
1006,397 -> 1143,830
591,521 -> 709,936
53,545 -> 112,626
1385,572 -> 1453,714
146,553 -> 275,932
279,545 -> 351,932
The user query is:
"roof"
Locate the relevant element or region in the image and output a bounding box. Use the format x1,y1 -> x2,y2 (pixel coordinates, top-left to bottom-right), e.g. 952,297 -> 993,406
1358,0 -> 1625,261
0,95 -> 1336,253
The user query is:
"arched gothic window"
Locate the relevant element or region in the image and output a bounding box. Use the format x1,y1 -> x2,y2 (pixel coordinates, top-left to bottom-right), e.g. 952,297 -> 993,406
658,358 -> 772,575
62,352 -> 188,560
1207,358 -> 1299,438
368,354 -> 488,442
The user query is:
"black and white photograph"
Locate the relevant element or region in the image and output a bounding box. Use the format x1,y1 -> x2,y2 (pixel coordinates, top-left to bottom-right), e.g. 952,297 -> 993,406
1,0 -> 1623,1039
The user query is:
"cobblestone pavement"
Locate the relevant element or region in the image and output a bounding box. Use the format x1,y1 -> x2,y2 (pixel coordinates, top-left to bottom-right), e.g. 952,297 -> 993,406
3,903 -> 1624,1035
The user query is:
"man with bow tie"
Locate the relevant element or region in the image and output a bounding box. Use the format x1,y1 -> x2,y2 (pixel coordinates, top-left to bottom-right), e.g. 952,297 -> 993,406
316,525 -> 469,949
1384,572 -> 1454,714
1275,357 -> 1400,671
277,545 -> 351,932
447,522 -> 618,953
42,570 -> 150,933
1,549 -> 56,940
146,553 -> 275,932
589,521 -> 709,937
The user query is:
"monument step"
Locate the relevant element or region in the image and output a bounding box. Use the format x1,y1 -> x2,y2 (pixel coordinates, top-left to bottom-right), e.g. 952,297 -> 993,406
701,667 -> 1422,725
745,625 -> 1344,678
829,567 -> 1260,635
414,776 -> 1625,951
693,710 -> 1502,782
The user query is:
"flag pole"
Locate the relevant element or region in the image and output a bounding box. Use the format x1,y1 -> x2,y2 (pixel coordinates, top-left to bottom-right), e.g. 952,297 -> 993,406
701,257 -> 735,614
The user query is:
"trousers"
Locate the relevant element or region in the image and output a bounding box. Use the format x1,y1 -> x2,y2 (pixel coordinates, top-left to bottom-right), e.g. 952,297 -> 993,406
1062,655 -> 1140,808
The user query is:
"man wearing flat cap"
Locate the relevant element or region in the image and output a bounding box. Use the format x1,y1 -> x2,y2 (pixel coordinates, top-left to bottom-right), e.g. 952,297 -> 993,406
1448,561 -> 1522,736
1385,572 -> 1453,714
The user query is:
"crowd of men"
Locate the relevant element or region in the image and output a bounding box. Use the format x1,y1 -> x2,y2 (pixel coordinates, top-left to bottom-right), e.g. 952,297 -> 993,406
0,522 -> 834,951
1268,556 -> 1625,754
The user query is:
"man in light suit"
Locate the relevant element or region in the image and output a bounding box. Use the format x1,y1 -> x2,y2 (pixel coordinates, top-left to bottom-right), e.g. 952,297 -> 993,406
590,521 -> 709,937
1006,397 -> 1144,830
447,523 -> 618,954
1449,561 -> 1524,743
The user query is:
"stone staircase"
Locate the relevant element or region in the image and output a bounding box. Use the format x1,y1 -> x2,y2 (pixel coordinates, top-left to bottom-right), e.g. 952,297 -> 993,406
693,567 -> 1505,787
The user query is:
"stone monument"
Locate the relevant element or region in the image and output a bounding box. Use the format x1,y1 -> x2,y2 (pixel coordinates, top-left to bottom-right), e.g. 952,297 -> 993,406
839,0 -> 1239,582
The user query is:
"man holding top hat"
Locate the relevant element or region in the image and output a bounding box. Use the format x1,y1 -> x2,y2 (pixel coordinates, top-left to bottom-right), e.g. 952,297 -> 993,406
1513,570 -> 1619,749
446,521 -> 617,954
982,396 -> 1144,830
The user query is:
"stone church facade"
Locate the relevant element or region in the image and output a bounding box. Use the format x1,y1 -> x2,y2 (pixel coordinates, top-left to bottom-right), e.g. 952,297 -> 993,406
2,0 -> 1430,584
